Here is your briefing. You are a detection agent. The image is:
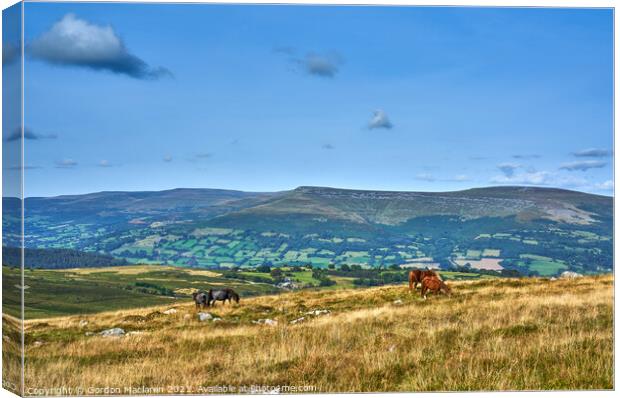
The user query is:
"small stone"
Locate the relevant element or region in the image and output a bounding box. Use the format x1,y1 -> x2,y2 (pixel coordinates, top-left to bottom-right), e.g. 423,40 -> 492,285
560,271 -> 583,279
253,318 -> 277,326
163,308 -> 177,315
198,312 -> 213,322
78,320 -> 88,327
393,299 -> 403,305
99,328 -> 125,337
290,317 -> 305,324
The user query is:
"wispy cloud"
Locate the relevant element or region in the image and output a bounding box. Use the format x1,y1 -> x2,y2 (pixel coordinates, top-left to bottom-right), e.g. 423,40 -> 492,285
4,127 -> 58,142
512,154 -> 540,159
368,110 -> 393,130
572,148 -> 612,158
497,162 -> 521,177
163,155 -> 173,163
415,173 -> 436,182
491,171 -> 588,189
28,14 -> 171,80
4,164 -> 43,170
299,52 -> 342,78
322,143 -> 334,150
415,173 -> 470,183
594,180 -> 613,191
98,160 -> 113,167
559,160 -> 606,171
275,47 -> 343,78
195,152 -> 212,159
451,174 -> 471,182
55,159 -> 77,168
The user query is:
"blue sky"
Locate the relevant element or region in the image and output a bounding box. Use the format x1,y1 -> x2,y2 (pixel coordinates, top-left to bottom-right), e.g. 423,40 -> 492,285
7,3 -> 614,197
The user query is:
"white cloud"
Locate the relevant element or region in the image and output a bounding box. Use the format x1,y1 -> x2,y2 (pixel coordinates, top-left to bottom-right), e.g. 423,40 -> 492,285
594,180 -> 614,191
163,155 -> 173,163
29,14 -> 171,79
98,160 -> 112,167
368,110 -> 393,130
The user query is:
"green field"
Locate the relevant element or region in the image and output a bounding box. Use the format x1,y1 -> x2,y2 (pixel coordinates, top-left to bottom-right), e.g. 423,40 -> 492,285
2,266 -> 281,319
3,264 -> 499,319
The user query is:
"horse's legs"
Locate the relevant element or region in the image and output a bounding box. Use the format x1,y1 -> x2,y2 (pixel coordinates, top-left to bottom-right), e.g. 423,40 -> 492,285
421,285 -> 427,300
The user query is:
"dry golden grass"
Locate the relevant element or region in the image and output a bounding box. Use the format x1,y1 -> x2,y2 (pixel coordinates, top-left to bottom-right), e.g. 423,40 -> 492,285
7,275 -> 614,393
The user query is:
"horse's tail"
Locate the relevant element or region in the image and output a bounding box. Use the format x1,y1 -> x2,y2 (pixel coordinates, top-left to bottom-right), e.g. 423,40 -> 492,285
435,271 -> 443,281
408,271 -> 414,290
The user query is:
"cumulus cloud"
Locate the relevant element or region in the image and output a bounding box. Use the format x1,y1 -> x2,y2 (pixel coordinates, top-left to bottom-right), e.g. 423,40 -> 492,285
572,148 -> 612,158
28,14 -> 171,80
559,160 -> 606,171
4,127 -> 58,142
322,143 -> 334,150
98,160 -> 112,167
497,162 -> 520,177
55,159 -> 77,168
368,110 -> 393,130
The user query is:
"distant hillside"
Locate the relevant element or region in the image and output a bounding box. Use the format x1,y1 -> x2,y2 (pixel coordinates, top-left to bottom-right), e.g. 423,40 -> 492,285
2,247 -> 129,269
2,185 -> 613,275
210,185 -> 611,227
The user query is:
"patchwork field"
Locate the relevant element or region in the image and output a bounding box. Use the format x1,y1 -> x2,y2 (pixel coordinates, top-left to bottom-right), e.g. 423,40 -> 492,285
3,275 -> 612,394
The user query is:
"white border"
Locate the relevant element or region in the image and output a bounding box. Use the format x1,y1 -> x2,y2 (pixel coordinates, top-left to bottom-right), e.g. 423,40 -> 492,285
0,1 -> 616,398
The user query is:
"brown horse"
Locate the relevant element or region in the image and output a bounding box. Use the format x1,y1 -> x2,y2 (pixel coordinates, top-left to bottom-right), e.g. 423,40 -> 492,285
420,276 -> 451,300
409,269 -> 442,291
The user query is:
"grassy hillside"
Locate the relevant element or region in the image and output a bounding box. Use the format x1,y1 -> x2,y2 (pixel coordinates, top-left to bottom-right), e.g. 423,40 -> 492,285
2,265 -> 283,319
2,265 -> 492,319
5,275 -> 612,392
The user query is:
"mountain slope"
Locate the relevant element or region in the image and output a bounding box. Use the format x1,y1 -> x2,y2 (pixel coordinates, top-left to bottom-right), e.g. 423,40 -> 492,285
210,185 -> 611,227
3,186 -> 612,274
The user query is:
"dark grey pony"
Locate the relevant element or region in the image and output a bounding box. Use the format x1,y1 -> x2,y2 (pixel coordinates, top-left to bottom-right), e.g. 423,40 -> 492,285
192,291 -> 210,310
208,288 -> 240,306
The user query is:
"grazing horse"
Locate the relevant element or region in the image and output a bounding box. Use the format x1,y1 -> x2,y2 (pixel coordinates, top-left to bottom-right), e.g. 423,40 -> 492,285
420,276 -> 451,300
409,269 -> 442,291
208,288 -> 240,306
192,291 -> 209,310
